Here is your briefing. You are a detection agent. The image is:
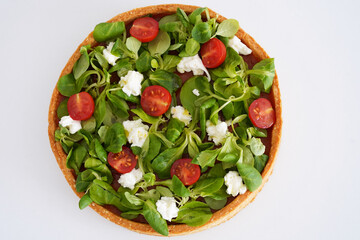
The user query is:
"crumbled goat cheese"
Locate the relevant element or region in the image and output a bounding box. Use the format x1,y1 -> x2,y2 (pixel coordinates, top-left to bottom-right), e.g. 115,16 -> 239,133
228,36 -> 252,55
119,70 -> 143,97
224,171 -> 247,196
118,168 -> 143,190
192,89 -> 200,96
123,119 -> 149,148
171,106 -> 192,126
177,54 -> 211,81
103,42 -> 119,65
59,116 -> 82,134
206,120 -> 228,145
156,197 -> 179,222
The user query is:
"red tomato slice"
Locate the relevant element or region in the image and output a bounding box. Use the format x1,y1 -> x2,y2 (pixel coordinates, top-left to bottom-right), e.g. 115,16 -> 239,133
170,159 -> 201,186
130,17 -> 159,43
141,85 -> 172,116
108,147 -> 137,174
67,92 -> 95,120
200,38 -> 226,68
249,98 -> 275,129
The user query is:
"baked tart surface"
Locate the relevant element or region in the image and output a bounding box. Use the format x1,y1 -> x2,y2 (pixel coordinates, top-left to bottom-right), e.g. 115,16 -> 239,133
48,4 -> 282,236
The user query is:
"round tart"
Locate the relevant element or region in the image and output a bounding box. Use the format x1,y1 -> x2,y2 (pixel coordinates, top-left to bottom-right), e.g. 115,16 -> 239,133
48,4 -> 282,236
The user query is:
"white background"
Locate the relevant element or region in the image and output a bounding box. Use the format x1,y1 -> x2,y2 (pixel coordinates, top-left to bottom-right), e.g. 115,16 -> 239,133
0,0 -> 359,239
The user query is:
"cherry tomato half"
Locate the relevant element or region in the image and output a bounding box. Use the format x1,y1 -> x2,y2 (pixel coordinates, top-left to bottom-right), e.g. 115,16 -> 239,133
130,17 -> 159,43
249,98 -> 275,129
108,147 -> 138,174
170,159 -> 201,186
67,92 -> 95,120
200,38 -> 227,68
141,85 -> 172,116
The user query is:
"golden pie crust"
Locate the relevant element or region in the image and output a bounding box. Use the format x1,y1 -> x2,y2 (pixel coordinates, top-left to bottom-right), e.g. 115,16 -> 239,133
48,4 -> 282,236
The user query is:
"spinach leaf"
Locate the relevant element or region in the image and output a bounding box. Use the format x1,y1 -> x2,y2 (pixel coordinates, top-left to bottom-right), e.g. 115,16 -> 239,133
79,193 -> 93,210
249,137 -> 265,156
136,50 -> 152,72
237,163 -> 262,192
192,178 -> 224,196
254,154 -> 268,173
131,108 -> 159,124
192,22 -> 212,43
204,197 -> 227,210
176,8 -> 191,30
205,185 -> 228,200
174,201 -> 212,227
166,118 -> 185,142
188,7 -> 206,25
104,122 -> 126,153
172,175 -> 190,197
136,189 -> 160,202
180,76 -> 211,117
193,148 -> 220,168
142,200 -> 169,236
107,92 -> 129,119
109,58 -> 133,74
88,179 -> 128,211
140,133 -> 162,171
75,169 -> 101,192
148,30 -> 170,56
207,163 -> 226,178
180,38 -> 200,57
152,146 -> 185,179
149,69 -> 182,93
111,89 -> 140,104
156,186 -> 173,197
57,98 -> 68,118
81,117 -> 96,133
162,55 -> 181,72
218,135 -> 242,164
73,46 -> 90,79
84,158 -> 113,184
94,51 -> 109,69
239,145 -> 254,166
93,138 -> 107,163
159,14 -> 179,25
57,74 -> 77,97
121,210 -> 142,220
125,37 -> 141,58
93,21 -> 125,42
143,172 -> 156,186
94,95 -> 106,129
216,19 -> 240,37
111,38 -> 135,59
247,58 -> 275,93
247,127 -> 267,138
66,143 -> 87,174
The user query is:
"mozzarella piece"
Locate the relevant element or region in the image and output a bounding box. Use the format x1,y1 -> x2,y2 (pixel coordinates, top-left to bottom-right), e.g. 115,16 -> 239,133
192,88 -> 200,96
59,116 -> 82,134
206,120 -> 228,145
156,197 -> 179,222
177,54 -> 211,81
122,119 -> 149,148
171,106 -> 192,126
228,36 -> 252,55
103,42 -> 119,66
224,171 -> 247,196
118,168 -> 143,190
119,70 -> 144,97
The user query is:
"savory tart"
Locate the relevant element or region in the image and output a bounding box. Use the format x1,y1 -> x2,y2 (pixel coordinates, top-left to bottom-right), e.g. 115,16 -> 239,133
48,4 -> 282,236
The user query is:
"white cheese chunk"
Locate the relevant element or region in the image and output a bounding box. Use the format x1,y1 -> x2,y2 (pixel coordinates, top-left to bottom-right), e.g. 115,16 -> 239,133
59,116 -> 82,134
224,171 -> 247,197
177,54 -> 211,81
171,106 -> 192,126
156,197 -> 179,222
119,70 -> 143,97
206,120 -> 228,145
103,42 -> 120,66
118,168 -> 143,190
228,36 -> 252,55
123,119 -> 149,148
192,88 -> 200,96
